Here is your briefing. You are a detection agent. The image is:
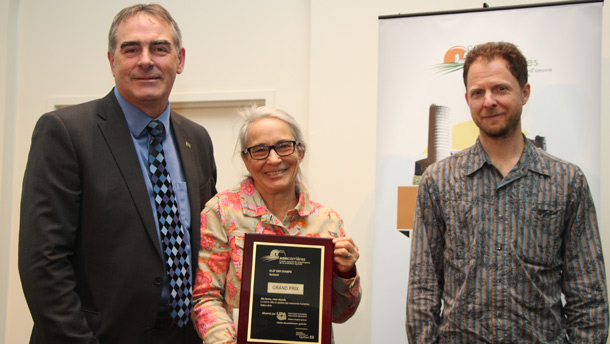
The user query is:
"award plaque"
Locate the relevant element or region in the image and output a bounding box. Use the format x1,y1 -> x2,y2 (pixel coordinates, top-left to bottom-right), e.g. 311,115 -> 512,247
237,233 -> 333,344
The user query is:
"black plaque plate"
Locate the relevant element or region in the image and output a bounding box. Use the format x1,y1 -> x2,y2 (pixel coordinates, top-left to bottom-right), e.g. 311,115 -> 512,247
237,233 -> 333,344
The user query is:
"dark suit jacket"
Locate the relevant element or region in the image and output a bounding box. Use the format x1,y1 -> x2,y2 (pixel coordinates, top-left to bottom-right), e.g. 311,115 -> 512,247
18,91 -> 217,344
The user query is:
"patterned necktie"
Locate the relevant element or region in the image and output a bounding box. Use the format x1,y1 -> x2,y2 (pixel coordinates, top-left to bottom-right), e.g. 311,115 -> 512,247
146,120 -> 191,327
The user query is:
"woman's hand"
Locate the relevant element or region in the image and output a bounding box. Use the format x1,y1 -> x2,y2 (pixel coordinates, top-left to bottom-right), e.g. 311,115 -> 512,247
332,236 -> 359,277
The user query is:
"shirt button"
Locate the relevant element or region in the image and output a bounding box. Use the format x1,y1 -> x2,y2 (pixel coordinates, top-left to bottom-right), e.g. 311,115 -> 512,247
154,276 -> 163,286
497,246 -> 502,251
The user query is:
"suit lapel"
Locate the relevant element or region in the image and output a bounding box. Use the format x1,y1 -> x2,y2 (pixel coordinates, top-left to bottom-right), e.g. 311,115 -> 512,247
171,113 -> 201,261
95,92 -> 163,257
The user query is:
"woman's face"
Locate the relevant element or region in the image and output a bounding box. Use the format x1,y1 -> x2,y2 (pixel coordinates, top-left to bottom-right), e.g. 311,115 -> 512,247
242,117 -> 303,198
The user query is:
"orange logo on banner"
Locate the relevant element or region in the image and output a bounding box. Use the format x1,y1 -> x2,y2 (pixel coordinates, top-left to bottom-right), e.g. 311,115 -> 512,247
443,46 -> 468,64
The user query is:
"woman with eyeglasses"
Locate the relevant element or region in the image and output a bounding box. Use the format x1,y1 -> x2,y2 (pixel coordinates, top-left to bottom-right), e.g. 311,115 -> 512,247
192,106 -> 361,343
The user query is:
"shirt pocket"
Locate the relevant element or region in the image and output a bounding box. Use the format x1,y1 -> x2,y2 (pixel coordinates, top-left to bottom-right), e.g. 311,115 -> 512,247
512,201 -> 564,266
173,181 -> 191,229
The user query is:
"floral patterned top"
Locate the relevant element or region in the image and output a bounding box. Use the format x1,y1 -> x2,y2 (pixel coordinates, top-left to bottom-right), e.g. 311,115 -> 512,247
192,178 -> 361,343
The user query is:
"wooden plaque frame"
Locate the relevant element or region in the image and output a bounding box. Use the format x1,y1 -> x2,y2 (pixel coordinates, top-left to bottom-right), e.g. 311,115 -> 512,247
237,233 -> 333,344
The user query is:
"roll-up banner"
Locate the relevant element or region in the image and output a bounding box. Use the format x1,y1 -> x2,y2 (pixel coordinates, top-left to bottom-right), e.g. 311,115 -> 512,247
372,1 -> 602,342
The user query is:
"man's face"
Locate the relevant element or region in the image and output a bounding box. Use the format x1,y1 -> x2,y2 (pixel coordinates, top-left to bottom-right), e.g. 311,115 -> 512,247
108,13 -> 185,117
465,57 -> 530,140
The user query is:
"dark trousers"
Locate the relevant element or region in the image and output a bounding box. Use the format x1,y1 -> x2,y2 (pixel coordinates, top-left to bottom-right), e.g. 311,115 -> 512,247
150,315 -> 202,344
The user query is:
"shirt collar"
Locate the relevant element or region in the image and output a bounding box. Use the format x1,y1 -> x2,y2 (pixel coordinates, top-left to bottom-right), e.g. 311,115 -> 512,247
522,138 -> 550,177
464,138 -> 488,176
240,178 -> 315,218
464,135 -> 550,177
114,87 -> 172,139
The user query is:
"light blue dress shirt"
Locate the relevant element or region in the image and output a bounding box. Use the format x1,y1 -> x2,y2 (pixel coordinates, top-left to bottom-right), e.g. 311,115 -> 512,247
114,88 -> 192,313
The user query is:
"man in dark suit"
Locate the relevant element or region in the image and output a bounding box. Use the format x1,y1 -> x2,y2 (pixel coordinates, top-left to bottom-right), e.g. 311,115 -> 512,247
18,4 -> 216,343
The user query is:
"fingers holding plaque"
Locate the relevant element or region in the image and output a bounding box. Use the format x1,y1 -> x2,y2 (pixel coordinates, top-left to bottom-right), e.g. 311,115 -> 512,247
238,234 -> 333,344
332,237 -> 359,274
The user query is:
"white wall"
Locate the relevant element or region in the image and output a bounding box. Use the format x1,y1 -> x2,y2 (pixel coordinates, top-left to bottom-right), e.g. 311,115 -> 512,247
2,0 -> 609,343
1,0 -> 19,342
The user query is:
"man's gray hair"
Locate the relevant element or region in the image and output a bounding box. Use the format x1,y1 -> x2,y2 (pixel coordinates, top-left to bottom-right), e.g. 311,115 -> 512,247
108,3 -> 182,55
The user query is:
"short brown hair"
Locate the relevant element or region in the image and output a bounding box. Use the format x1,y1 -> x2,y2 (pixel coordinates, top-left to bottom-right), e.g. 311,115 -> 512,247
463,42 -> 528,89
108,4 -> 182,55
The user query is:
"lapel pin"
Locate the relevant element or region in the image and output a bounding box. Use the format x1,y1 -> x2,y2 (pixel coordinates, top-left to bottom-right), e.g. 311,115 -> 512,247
186,141 -> 192,149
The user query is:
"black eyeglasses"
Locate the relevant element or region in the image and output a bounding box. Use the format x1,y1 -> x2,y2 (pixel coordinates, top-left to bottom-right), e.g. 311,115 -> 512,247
242,140 -> 298,160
